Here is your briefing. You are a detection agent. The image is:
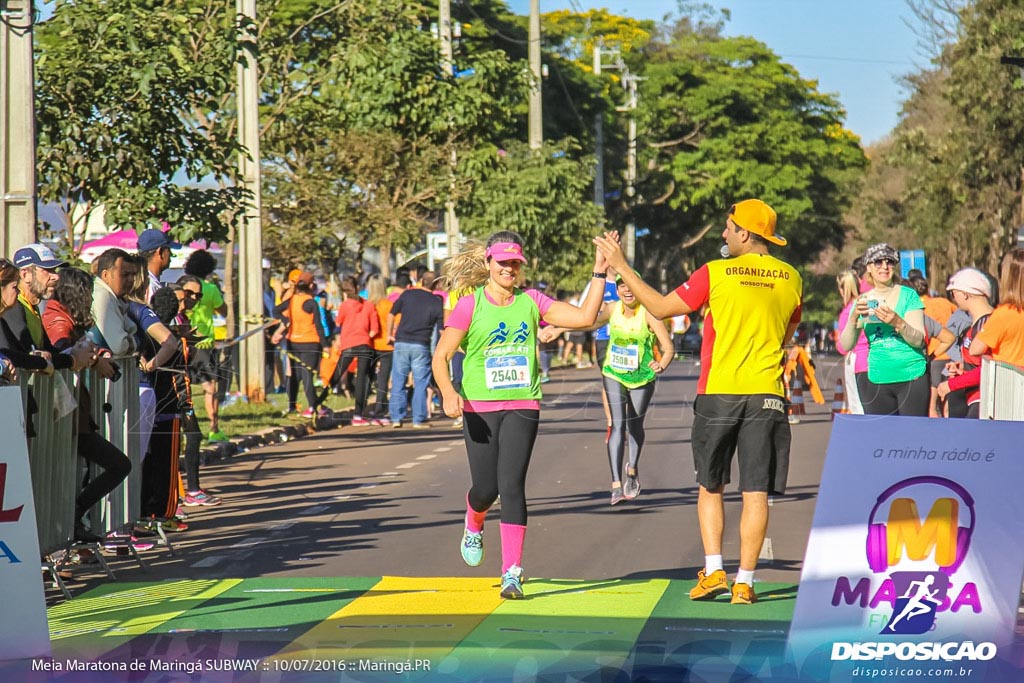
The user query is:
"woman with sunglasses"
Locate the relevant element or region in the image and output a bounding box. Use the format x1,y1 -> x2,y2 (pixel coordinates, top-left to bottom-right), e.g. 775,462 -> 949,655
839,243 -> 929,416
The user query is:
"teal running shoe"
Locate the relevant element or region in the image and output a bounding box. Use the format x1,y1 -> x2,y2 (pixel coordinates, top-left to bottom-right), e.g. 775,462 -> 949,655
460,528 -> 484,567
500,564 -> 524,599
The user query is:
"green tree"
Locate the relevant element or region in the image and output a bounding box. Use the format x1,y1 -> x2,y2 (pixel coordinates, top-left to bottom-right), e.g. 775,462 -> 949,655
35,0 -> 248,249
260,0 -> 526,274
461,140 -> 603,290
848,0 -> 1024,287
634,28 -> 866,280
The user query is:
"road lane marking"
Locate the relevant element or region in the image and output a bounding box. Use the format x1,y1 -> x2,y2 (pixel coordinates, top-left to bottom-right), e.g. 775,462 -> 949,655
396,463 -> 419,469
760,537 -> 774,562
433,447 -> 452,452
417,454 -> 437,460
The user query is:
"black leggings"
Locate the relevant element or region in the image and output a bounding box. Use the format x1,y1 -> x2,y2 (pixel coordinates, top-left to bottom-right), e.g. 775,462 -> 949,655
76,432 -> 131,520
464,410 -> 539,526
182,411 -> 203,492
142,417 -> 181,519
287,342 -> 321,411
320,345 -> 373,415
857,372 -> 930,416
602,376 -> 656,482
372,350 -> 393,415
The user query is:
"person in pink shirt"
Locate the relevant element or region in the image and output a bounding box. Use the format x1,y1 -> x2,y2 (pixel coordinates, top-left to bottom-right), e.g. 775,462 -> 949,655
432,230 -> 610,599
834,269 -> 866,414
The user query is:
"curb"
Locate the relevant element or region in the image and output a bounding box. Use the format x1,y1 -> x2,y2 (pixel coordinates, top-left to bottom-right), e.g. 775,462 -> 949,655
195,418 -> 346,466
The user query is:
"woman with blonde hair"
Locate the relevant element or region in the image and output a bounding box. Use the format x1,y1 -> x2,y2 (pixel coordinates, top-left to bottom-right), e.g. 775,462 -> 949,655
432,230 -> 609,599
834,269 -> 865,414
365,274 -> 394,424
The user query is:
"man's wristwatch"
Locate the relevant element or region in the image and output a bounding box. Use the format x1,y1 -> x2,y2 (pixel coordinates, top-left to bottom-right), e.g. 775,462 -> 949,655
592,272 -> 607,279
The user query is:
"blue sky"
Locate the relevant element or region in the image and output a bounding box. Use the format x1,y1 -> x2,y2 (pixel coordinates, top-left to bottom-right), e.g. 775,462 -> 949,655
507,0 -> 925,146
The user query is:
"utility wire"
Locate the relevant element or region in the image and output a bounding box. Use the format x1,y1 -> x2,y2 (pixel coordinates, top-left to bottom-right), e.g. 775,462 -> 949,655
461,2 -> 528,45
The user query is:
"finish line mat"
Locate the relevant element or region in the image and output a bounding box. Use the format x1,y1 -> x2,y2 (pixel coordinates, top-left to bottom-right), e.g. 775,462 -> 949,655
3,576 -> 797,682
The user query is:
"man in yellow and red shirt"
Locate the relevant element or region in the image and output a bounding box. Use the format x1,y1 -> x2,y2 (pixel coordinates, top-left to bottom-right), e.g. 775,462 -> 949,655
595,199 -> 802,606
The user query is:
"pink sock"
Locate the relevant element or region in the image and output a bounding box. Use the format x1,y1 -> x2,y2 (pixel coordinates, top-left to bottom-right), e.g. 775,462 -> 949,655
465,495 -> 487,533
500,523 -> 527,573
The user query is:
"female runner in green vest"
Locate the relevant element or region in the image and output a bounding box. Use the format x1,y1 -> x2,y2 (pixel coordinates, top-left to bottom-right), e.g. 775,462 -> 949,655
432,230 -> 610,599
593,272 -> 673,504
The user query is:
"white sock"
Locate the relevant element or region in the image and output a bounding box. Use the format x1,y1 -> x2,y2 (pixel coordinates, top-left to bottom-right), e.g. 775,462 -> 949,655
704,555 -> 723,574
736,568 -> 755,586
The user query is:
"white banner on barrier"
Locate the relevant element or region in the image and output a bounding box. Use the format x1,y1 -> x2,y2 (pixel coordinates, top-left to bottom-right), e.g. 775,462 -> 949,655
788,415 -> 1024,682
0,387 -> 51,661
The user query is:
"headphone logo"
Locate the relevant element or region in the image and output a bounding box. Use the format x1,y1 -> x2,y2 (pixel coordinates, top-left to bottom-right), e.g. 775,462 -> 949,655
865,476 -> 975,635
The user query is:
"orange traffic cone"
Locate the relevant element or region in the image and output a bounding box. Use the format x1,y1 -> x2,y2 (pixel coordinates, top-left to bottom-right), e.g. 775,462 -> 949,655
789,379 -> 806,417
831,379 -> 846,421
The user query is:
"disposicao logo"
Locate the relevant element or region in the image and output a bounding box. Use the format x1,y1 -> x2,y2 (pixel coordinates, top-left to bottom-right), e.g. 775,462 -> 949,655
827,476 -> 995,663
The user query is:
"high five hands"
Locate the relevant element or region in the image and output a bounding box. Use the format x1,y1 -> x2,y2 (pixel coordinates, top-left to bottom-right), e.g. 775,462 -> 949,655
593,231 -> 627,273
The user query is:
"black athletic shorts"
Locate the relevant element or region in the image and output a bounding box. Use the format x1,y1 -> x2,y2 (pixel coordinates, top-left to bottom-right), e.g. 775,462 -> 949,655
189,347 -> 219,385
595,339 -> 609,367
568,331 -> 590,346
691,394 -> 791,494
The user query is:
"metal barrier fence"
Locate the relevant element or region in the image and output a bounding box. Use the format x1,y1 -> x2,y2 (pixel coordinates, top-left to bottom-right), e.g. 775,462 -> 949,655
19,362 -> 143,557
19,371 -> 78,556
85,360 -> 143,529
979,357 -> 1024,421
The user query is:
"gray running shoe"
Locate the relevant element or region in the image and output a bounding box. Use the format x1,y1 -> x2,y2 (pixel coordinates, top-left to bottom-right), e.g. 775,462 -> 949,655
610,485 -> 624,506
623,467 -> 641,500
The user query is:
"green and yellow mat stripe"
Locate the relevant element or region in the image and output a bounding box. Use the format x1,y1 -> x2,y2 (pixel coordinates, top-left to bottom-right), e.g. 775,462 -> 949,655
23,577 -> 797,680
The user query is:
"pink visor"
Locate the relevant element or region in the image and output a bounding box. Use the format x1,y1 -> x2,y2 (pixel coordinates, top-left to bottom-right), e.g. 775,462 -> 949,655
485,242 -> 527,262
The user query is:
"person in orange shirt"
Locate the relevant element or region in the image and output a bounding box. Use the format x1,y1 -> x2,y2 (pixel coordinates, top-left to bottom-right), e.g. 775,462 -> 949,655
275,271 -> 327,417
970,248 -> 1024,368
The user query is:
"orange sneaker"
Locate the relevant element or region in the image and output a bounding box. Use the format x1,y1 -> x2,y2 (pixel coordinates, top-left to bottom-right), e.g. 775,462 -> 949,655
731,582 -> 757,605
688,569 -> 729,600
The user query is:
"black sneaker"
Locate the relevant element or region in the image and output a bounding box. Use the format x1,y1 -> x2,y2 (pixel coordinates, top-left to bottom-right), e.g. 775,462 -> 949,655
74,521 -> 103,544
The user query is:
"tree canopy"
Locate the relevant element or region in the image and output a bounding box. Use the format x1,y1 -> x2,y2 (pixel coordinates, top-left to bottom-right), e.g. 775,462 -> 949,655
33,0 -> 875,317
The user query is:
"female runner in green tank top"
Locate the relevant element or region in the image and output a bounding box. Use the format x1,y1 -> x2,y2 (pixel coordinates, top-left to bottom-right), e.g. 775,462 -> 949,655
432,230 -> 611,599
546,270 -> 673,504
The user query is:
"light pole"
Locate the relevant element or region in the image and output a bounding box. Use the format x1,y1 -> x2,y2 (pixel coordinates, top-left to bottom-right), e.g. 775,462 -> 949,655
439,0 -> 460,258
0,0 -> 37,255
236,0 -> 265,402
528,0 -> 542,150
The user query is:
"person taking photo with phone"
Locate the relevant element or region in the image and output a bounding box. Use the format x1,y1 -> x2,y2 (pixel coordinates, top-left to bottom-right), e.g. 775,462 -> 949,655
838,243 -> 928,416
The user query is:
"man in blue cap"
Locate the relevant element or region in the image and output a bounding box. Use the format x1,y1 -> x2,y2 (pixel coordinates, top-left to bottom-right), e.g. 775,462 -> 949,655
137,228 -> 181,302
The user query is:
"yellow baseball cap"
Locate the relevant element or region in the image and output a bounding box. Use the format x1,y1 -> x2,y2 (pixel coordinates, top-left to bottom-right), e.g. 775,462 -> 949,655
729,199 -> 786,246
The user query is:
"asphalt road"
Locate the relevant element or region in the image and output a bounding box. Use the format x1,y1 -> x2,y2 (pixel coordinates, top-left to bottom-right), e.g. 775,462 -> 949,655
55,354 -> 844,598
